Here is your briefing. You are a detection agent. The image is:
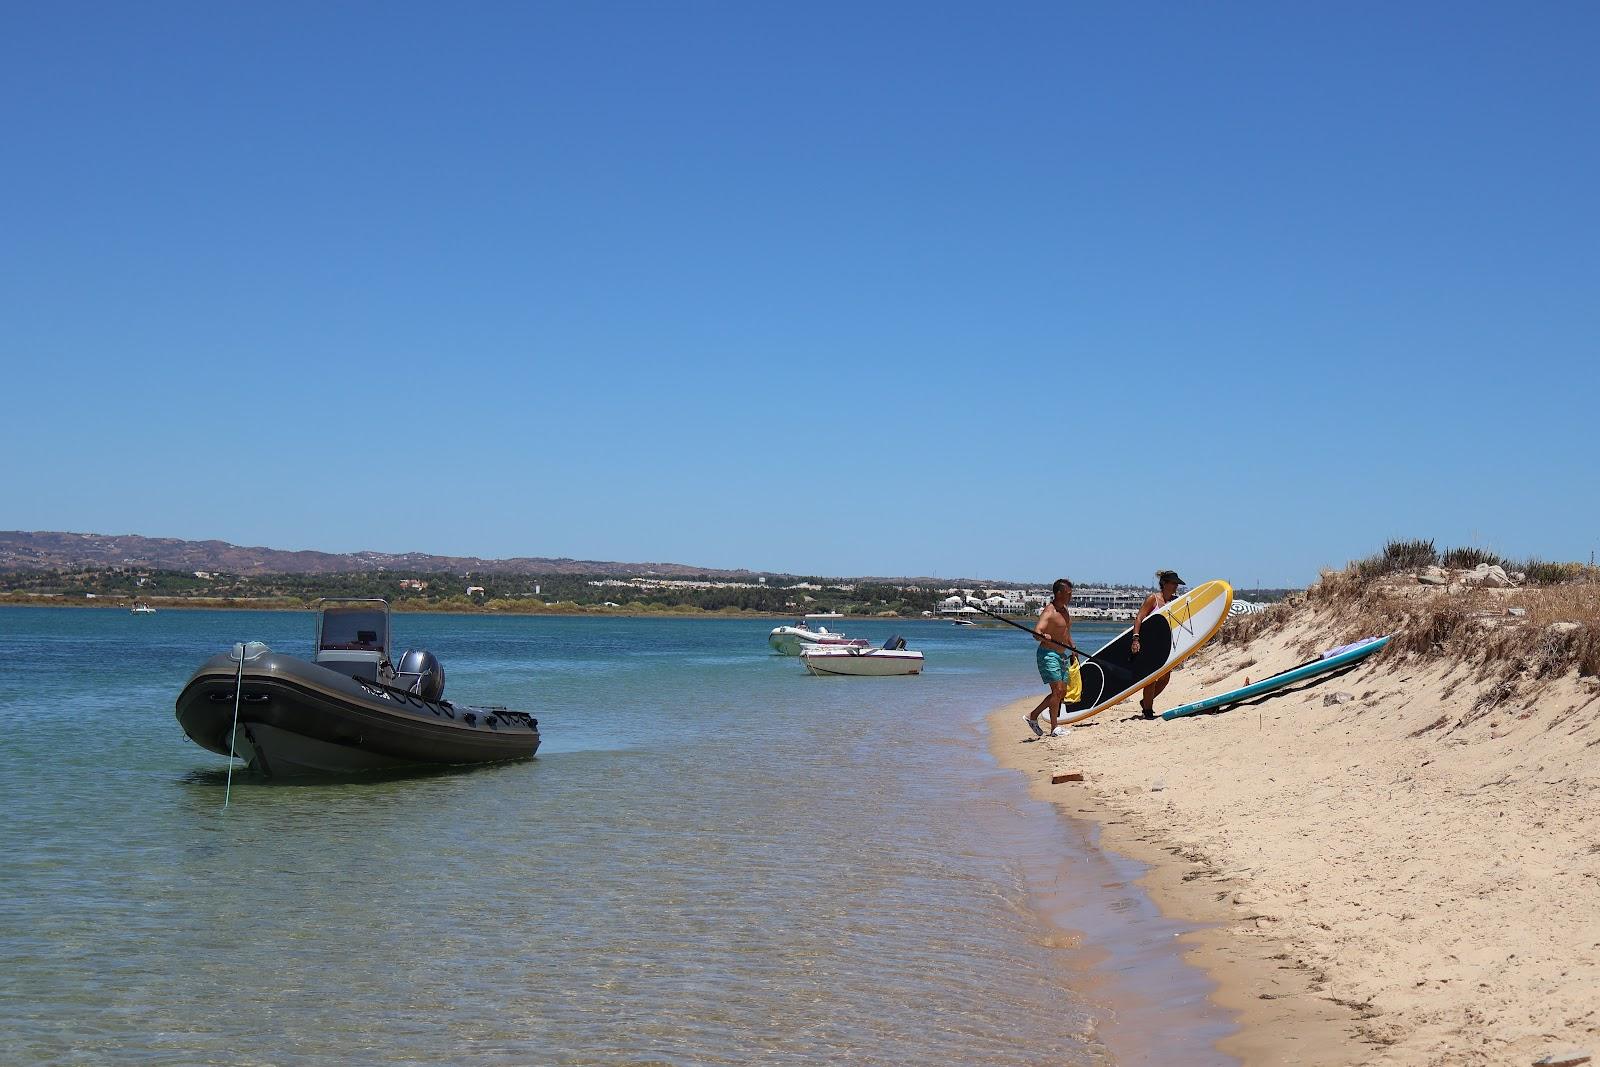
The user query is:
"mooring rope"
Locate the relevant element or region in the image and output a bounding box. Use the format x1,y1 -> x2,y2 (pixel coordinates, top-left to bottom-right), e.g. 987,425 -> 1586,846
223,643 -> 244,810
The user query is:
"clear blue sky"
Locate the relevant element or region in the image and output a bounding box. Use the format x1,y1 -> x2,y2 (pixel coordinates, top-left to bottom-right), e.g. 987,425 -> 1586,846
2,3 -> 1594,586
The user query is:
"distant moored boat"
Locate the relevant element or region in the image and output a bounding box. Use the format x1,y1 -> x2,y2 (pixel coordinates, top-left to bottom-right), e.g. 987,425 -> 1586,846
768,613 -> 871,655
800,636 -> 924,676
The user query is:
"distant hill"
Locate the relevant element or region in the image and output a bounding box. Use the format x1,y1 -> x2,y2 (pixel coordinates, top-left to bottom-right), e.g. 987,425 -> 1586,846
0,529 -> 1023,586
0,530 -> 1112,588
0,531 -> 769,579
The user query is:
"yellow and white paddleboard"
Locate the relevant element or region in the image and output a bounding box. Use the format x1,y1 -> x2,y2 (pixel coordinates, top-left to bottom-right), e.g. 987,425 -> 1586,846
1051,579 -> 1233,728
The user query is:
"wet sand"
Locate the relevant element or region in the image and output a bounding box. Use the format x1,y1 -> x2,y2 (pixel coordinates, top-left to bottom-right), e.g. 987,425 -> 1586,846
960,709 -> 1237,1064
987,702 -> 1360,1066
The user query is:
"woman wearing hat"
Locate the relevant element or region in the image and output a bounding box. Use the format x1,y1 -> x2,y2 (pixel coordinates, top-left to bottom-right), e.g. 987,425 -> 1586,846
1131,570 -> 1183,717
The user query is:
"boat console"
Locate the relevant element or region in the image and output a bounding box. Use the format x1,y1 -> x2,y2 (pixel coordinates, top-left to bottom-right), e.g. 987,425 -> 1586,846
314,599 -> 392,682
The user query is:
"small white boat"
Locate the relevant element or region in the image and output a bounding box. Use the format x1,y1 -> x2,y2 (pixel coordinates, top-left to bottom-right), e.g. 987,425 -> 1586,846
768,614 -> 870,656
801,637 -> 924,677
130,602 -> 157,614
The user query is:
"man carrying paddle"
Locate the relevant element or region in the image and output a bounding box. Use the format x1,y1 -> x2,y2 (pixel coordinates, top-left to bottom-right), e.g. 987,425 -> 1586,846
1026,578 -> 1082,737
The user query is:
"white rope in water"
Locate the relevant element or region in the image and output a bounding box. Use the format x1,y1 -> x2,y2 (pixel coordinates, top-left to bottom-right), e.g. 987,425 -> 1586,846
223,643 -> 244,810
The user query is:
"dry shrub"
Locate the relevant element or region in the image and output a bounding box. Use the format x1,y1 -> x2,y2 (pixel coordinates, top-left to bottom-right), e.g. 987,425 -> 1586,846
1218,603 -> 1292,647
1383,581 -> 1600,678
1506,582 -> 1600,677
1309,567 -> 1366,606
1311,573 -> 1416,631
1519,559 -> 1591,586
1391,598 -> 1476,656
1353,539 -> 1438,581
1441,546 -> 1503,569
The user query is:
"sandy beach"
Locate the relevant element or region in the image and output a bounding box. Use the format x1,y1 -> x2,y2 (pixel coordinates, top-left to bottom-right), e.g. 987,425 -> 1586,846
990,576 -> 1600,1066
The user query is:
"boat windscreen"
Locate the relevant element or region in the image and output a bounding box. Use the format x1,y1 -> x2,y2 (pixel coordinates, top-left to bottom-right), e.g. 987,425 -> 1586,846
320,607 -> 389,652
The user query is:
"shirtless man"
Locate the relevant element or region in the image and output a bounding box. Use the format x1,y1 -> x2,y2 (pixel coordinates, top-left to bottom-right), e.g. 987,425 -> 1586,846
1025,578 -> 1079,736
1133,570 -> 1183,717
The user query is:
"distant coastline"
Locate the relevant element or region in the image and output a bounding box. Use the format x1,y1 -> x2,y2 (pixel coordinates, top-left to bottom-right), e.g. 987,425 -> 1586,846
0,531 -> 1300,624
0,594 -> 910,621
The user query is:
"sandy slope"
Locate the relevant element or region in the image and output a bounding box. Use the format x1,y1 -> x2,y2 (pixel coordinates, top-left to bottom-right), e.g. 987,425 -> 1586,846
991,605 -> 1600,1066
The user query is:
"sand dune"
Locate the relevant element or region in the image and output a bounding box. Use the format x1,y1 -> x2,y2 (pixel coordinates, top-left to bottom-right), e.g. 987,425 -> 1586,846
991,588 -> 1600,1066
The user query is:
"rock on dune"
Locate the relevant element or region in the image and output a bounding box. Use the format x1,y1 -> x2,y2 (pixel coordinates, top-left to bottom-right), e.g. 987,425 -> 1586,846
1461,563 -> 1515,588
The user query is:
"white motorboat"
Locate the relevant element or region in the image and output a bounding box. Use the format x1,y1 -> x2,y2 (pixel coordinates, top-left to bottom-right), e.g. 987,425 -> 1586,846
130,602 -> 157,614
800,636 -> 924,677
768,614 -> 870,656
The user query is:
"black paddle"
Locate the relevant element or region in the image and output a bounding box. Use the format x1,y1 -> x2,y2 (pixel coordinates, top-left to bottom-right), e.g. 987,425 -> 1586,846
960,601 -> 1127,675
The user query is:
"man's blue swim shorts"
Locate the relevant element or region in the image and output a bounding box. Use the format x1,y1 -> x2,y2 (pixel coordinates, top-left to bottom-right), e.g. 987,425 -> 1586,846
1037,645 -> 1069,684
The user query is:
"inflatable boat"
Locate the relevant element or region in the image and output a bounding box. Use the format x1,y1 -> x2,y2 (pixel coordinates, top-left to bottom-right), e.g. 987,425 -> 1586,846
768,614 -> 871,656
175,599 -> 540,777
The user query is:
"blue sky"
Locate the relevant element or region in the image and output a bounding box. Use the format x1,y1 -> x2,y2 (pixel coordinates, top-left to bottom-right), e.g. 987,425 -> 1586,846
2,3 -> 1593,585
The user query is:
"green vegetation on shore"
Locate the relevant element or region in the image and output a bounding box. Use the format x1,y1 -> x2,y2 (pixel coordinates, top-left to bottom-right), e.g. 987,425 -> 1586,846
0,565 -> 1297,617
0,567 -> 951,617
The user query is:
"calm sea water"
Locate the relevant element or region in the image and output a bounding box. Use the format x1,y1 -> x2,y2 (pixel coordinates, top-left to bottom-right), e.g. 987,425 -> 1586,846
0,607 -> 1226,1065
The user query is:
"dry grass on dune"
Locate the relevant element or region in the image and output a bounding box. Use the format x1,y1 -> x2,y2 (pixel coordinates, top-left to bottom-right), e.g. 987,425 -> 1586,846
1482,581 -> 1600,677
1275,540 -> 1600,686
1215,600 -> 1295,647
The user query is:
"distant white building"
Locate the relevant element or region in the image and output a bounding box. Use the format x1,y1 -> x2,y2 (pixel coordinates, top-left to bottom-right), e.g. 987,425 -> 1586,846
1072,587 -> 1147,612
466,585 -> 486,596
937,594 -> 983,617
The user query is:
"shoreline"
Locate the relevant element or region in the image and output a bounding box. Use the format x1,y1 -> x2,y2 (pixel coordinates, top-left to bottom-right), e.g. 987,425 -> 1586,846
986,698 -> 1363,1065
0,597 -> 891,621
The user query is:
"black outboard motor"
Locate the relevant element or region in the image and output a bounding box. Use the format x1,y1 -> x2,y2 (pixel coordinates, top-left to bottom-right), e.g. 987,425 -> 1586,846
397,649 -> 446,701
883,635 -> 907,651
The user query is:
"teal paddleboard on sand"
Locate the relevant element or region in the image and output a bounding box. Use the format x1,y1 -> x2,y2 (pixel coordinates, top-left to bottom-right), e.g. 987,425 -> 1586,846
1161,635 -> 1391,721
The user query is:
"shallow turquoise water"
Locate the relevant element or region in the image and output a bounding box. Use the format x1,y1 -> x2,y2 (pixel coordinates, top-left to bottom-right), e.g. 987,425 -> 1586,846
0,607 -> 1223,1065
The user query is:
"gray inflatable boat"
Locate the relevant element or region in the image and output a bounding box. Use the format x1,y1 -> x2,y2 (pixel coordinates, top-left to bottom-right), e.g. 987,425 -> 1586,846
175,599 -> 539,777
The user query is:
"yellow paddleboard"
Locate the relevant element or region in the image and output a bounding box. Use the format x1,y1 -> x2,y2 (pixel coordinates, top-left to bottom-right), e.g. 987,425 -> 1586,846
1050,579 -> 1233,728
